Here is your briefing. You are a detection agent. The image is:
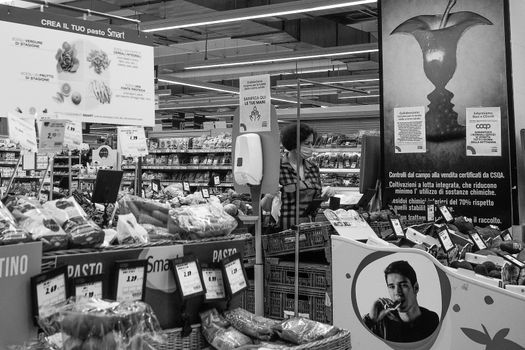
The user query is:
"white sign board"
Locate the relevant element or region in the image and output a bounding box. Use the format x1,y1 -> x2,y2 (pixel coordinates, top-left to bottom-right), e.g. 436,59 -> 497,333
466,107 -> 501,156
394,106 -> 426,153
117,126 -> 148,157
63,121 -> 83,150
39,119 -> 67,154
239,74 -> 271,133
0,5 -> 154,126
7,112 -> 37,153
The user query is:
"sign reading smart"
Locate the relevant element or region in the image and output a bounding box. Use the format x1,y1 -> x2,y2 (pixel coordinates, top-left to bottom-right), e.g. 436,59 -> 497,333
0,5 -> 154,126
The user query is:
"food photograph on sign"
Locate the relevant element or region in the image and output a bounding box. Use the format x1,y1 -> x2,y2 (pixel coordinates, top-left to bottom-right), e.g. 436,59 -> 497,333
352,252 -> 449,346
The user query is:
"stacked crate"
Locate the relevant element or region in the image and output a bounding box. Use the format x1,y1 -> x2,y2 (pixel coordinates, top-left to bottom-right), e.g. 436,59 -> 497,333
262,222 -> 335,324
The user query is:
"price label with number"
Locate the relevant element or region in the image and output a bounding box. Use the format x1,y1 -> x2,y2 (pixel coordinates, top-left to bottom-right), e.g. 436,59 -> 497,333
469,231 -> 488,251
183,182 -> 190,192
117,126 -> 148,157
437,226 -> 456,253
31,267 -> 68,319
39,120 -> 67,154
151,179 -> 160,194
213,175 -> 221,186
223,258 -> 247,295
426,201 -> 435,222
75,281 -> 103,299
388,216 -> 404,238
438,205 -> 454,223
201,188 -> 210,198
500,229 -> 512,241
174,260 -> 204,298
202,268 -> 226,301
114,261 -> 147,302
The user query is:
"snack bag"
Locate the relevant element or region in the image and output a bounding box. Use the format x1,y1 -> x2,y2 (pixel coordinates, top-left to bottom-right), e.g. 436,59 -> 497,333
9,196 -> 69,252
43,197 -> 104,249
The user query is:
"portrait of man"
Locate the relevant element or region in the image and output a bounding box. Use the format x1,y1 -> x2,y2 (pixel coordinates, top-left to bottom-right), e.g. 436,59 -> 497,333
362,260 -> 439,342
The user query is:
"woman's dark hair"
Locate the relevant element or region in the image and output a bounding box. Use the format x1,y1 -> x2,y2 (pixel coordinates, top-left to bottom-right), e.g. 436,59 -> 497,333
281,123 -> 315,151
384,260 -> 417,287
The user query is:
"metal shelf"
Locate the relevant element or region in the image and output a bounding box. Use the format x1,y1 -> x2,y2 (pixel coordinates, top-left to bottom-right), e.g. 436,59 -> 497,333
148,148 -> 231,154
122,164 -> 232,171
319,168 -> 360,174
313,147 -> 361,153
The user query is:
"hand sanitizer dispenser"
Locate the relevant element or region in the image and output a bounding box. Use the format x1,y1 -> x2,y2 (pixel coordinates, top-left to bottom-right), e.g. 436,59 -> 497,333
234,133 -> 263,185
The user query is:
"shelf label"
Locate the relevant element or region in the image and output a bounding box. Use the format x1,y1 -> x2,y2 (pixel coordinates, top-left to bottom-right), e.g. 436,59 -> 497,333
213,175 -> 221,186
388,216 -> 404,238
63,121 -> 82,150
437,226 -> 456,253
469,231 -> 488,251
75,281 -> 103,299
174,260 -> 204,298
183,182 -> 191,192
201,187 -> 210,198
426,200 -> 435,222
114,260 -> 147,302
202,268 -> 226,301
151,179 -> 160,194
31,266 -> 69,319
221,254 -> 248,296
39,120 -> 67,154
438,205 -> 454,223
117,126 -> 148,157
500,229 -> 512,241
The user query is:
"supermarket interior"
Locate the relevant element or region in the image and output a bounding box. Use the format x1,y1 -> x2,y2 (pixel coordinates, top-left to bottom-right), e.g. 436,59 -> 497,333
0,0 -> 524,349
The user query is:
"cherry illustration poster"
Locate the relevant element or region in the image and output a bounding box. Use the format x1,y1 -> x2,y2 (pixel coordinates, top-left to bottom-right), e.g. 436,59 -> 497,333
380,0 -> 513,227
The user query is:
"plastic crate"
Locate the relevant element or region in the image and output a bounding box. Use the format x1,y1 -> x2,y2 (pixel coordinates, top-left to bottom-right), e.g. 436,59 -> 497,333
262,223 -> 334,257
240,280 -> 255,314
265,284 -> 332,324
265,258 -> 331,291
368,219 -> 426,238
243,235 -> 255,257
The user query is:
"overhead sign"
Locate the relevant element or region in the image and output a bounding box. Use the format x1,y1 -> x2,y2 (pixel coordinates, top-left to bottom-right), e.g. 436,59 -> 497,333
239,74 -> 271,133
117,126 -> 148,157
7,112 -> 37,153
0,5 -> 154,126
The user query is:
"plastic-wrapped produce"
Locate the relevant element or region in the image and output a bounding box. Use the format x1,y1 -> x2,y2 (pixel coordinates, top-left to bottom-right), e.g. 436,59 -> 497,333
117,213 -> 149,244
223,308 -> 278,341
272,317 -> 339,345
43,197 -> 104,248
37,297 -> 163,350
200,309 -> 252,350
0,199 -> 31,245
118,195 -> 170,227
168,198 -> 237,240
8,196 -> 69,252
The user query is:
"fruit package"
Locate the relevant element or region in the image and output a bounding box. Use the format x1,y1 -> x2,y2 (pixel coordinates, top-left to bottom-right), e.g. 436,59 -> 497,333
273,317 -> 339,345
168,198 -> 237,240
118,195 -> 170,228
43,197 -> 104,249
223,307 -> 279,341
200,309 -> 252,350
0,199 -> 31,245
116,213 -> 149,244
7,196 -> 68,252
38,297 -> 162,350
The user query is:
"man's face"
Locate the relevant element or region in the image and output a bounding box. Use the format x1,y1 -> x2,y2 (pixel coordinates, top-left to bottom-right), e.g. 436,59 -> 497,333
386,273 -> 418,312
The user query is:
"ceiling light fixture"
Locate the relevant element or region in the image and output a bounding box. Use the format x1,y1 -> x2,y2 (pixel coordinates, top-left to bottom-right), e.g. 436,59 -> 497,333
277,78 -> 379,88
184,48 -> 378,70
157,78 -> 238,95
338,94 -> 380,99
143,0 -> 377,32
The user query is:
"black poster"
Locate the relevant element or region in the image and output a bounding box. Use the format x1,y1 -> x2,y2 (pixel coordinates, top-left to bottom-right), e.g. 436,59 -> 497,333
380,0 -> 513,227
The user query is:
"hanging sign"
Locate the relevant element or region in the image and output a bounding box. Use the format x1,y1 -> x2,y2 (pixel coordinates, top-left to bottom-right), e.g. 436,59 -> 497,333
239,74 -> 271,133
117,126 -> 148,157
7,112 -> 37,153
63,121 -> 82,150
39,119 -> 67,154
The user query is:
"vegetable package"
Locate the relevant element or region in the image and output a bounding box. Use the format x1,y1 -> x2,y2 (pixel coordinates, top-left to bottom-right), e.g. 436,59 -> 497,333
43,197 -> 104,249
200,309 -> 252,350
38,297 -> 163,350
118,195 -> 170,228
0,199 -> 31,245
223,308 -> 278,341
8,196 -> 69,252
168,198 -> 237,240
272,317 -> 339,345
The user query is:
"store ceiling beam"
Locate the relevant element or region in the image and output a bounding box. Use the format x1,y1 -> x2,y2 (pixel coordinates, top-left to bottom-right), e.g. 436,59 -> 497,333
276,104 -> 379,120
141,0 -> 377,32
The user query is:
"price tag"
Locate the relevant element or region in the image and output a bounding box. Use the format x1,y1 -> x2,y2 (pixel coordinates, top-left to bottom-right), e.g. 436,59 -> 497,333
201,188 -> 210,198
426,200 -> 435,222
73,275 -> 103,300
350,162 -> 357,169
213,175 -> 221,186
497,252 -> 525,269
114,260 -> 147,302
437,226 -> 456,253
63,121 -> 82,150
183,182 -> 191,192
172,257 -> 205,299
151,179 -> 161,194
438,205 -> 454,223
221,253 -> 248,296
500,229 -> 512,241
30,266 -> 69,321
39,120 -> 67,154
388,216 -> 404,238
202,268 -> 226,301
117,126 -> 148,157
468,231 -> 488,251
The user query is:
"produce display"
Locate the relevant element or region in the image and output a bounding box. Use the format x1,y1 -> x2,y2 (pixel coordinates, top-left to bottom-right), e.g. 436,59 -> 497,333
312,151 -> 360,169
200,308 -> 340,349
37,298 -> 162,350
320,173 -> 359,188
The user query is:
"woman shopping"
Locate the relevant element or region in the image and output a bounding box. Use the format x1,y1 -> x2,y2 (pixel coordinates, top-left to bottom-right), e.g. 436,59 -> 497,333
261,123 -> 335,230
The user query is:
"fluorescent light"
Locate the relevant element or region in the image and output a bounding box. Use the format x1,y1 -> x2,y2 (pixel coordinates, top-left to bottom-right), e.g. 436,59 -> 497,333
158,103 -> 238,110
144,0 -> 377,32
277,78 -> 379,88
185,49 -> 378,70
271,67 -> 349,76
157,78 -> 238,95
338,94 -> 379,99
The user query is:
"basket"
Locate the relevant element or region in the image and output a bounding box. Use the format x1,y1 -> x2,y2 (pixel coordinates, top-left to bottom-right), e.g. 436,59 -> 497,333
265,258 -> 331,291
239,280 -> 255,313
286,329 -> 351,350
145,324 -> 207,350
265,284 -> 332,324
262,223 -> 334,257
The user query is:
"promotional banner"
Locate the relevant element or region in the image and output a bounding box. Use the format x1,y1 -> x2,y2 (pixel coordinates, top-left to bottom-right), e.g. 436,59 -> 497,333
7,112 -> 37,153
0,5 -> 154,126
239,74 -> 271,133
0,242 -> 42,350
380,0 -> 513,227
332,236 -> 525,350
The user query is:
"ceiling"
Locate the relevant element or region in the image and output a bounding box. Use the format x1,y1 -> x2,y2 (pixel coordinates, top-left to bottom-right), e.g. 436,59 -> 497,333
13,0 -> 380,126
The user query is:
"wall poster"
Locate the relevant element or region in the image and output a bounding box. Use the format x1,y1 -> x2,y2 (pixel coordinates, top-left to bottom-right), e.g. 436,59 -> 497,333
0,5 -> 155,126
381,0 -> 513,227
